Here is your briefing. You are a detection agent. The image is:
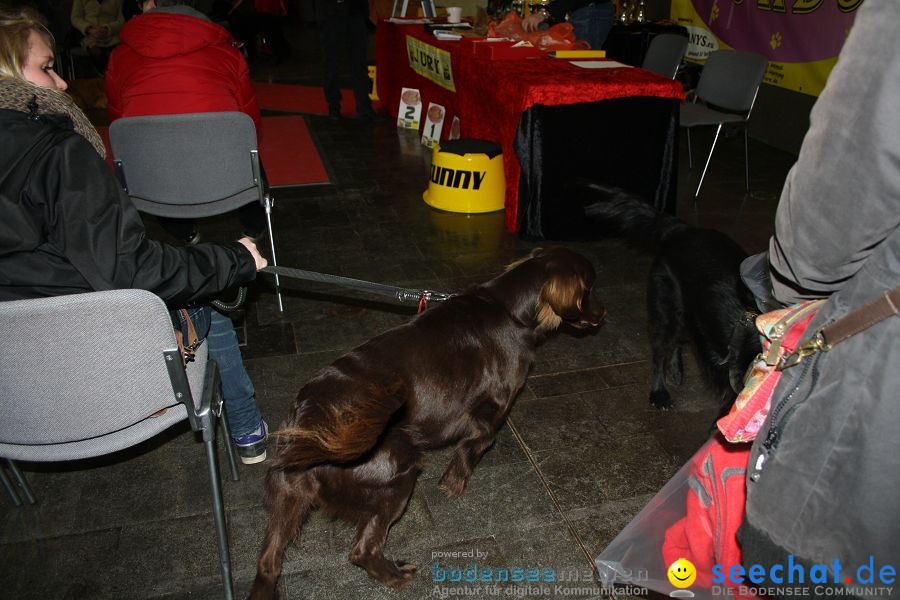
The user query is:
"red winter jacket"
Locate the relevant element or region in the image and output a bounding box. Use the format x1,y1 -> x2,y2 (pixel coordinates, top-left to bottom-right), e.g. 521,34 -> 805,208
105,9 -> 261,134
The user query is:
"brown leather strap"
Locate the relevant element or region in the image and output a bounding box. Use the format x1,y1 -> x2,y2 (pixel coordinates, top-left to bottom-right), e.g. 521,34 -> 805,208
820,285 -> 900,349
174,309 -> 201,367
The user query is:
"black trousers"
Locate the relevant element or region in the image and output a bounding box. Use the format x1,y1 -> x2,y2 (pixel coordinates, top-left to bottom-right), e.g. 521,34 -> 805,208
316,0 -> 372,115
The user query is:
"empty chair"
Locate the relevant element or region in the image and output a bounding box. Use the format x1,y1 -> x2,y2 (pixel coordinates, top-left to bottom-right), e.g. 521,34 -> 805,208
679,49 -> 768,199
0,289 -> 240,599
109,111 -> 283,311
641,33 -> 688,79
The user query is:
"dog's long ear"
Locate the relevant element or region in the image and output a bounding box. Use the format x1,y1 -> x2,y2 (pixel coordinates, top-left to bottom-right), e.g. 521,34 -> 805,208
536,272 -> 585,333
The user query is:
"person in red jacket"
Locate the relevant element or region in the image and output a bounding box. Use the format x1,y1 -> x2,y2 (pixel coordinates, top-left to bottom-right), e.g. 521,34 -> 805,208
105,0 -> 265,244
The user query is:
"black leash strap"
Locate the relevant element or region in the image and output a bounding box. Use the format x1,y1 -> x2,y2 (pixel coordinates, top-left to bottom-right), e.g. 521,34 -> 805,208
261,265 -> 453,305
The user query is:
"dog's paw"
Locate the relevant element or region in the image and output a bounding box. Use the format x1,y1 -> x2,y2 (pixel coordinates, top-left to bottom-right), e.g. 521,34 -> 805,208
382,562 -> 417,589
438,473 -> 468,497
649,390 -> 673,410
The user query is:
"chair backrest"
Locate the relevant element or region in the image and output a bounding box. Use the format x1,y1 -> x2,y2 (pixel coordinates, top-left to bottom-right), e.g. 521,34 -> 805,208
695,49 -> 769,113
641,33 -> 688,79
0,289 -> 204,462
109,112 -> 264,219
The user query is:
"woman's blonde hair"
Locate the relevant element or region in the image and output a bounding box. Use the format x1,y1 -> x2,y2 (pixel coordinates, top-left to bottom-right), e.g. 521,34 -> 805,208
0,6 -> 55,81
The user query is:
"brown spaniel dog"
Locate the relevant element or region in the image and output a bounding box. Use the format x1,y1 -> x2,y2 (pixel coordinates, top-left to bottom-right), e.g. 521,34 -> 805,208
249,247 -> 605,598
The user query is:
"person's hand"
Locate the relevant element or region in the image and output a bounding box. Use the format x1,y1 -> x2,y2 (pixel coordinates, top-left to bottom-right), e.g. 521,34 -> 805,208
87,25 -> 106,39
237,236 -> 268,271
522,11 -> 548,32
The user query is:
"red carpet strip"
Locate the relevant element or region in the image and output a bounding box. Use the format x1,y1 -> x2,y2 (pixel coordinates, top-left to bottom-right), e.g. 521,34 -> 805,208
253,82 -> 383,116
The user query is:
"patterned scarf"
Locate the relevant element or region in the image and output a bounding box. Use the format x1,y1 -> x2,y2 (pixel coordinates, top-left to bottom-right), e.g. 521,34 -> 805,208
0,77 -> 106,158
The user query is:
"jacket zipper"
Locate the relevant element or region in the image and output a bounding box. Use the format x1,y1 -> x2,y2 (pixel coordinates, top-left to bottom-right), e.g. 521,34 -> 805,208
750,353 -> 820,480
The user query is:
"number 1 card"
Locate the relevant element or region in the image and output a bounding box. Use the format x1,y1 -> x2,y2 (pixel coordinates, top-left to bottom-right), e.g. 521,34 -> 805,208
421,103 -> 446,148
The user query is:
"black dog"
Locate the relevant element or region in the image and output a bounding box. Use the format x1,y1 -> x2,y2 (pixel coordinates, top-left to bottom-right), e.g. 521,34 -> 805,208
249,247 -> 605,598
580,183 -> 761,410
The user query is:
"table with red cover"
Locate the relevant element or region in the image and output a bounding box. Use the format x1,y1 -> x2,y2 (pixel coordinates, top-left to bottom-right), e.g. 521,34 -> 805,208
376,21 -> 685,238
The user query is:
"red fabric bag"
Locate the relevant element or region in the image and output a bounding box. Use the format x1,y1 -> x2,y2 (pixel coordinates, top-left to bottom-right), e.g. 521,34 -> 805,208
717,300 -> 824,443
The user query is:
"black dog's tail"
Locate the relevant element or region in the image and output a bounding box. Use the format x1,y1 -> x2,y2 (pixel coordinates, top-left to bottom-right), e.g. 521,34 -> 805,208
574,180 -> 686,243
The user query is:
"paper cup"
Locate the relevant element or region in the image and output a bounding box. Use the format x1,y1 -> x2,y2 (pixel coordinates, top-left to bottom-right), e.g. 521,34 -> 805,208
446,6 -> 463,23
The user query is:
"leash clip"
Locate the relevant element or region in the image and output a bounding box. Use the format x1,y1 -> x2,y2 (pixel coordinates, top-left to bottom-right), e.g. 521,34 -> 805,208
423,290 -> 453,302
416,290 -> 453,313
777,331 -> 830,371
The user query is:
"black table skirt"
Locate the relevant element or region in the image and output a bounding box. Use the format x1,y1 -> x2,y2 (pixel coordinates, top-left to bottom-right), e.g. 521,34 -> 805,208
515,96 -> 680,240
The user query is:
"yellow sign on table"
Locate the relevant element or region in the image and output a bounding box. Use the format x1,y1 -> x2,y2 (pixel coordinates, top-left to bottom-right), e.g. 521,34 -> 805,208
406,35 -> 456,92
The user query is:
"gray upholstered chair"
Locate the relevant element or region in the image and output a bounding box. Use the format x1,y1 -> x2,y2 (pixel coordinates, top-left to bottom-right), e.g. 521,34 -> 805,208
109,111 -> 283,311
679,49 -> 768,200
0,289 -> 239,599
641,33 -> 688,79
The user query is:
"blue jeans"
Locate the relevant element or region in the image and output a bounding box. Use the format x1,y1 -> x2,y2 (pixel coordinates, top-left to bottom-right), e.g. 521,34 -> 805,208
177,307 -> 262,438
569,2 -> 615,50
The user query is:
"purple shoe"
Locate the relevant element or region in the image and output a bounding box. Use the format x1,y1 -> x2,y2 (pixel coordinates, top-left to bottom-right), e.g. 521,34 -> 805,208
233,420 -> 267,464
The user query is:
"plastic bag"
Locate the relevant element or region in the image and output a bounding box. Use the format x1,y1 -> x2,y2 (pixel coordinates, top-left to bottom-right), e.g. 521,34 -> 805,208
487,11 -> 590,52
595,435 -> 759,600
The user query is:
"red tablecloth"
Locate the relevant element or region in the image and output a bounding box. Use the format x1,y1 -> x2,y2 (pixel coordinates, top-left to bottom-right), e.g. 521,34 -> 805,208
376,21 -> 685,233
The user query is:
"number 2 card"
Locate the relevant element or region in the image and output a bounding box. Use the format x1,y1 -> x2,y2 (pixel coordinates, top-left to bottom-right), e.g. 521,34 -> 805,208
397,87 -> 422,130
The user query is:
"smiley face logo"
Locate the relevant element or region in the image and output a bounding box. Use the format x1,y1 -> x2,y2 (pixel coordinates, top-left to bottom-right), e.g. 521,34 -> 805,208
667,558 -> 697,588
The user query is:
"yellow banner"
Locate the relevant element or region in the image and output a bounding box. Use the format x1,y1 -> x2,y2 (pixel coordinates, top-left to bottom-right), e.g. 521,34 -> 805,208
406,35 -> 456,92
670,0 -> 861,97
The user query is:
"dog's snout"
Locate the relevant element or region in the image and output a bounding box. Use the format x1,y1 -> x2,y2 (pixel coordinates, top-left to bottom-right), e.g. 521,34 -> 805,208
581,305 -> 606,328
583,289 -> 606,326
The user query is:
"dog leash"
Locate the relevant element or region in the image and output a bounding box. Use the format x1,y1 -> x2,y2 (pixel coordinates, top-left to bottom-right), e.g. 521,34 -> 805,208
778,284 -> 900,370
260,265 -> 454,311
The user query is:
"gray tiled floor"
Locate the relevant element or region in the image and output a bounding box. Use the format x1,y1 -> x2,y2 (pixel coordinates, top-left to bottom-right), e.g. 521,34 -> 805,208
0,19 -> 796,600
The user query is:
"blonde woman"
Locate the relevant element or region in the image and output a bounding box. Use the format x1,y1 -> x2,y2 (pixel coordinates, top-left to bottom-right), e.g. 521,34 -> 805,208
0,6 -> 272,464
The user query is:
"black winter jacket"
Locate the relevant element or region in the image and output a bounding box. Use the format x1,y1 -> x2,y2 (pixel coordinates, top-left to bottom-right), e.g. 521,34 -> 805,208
0,108 -> 256,305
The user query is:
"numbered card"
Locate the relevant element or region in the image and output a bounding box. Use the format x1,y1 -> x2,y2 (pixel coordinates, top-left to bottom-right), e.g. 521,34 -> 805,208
448,116 -> 461,140
421,103 -> 446,148
397,87 -> 422,130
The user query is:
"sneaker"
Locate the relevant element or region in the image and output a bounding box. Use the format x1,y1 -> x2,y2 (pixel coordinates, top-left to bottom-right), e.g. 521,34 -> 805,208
233,419 -> 267,464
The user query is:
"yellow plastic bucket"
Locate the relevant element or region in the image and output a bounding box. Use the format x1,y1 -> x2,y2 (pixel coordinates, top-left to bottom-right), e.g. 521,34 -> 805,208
423,139 -> 505,214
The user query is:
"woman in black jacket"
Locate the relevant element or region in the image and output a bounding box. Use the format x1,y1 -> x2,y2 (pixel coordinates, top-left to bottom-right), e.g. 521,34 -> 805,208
0,5 -> 271,464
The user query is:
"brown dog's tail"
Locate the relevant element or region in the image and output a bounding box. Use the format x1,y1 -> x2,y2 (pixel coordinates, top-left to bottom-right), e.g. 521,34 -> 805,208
268,380 -> 406,472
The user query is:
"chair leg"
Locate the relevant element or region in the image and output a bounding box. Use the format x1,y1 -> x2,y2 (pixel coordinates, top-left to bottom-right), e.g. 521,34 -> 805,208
8,459 -> 36,504
204,438 -> 235,600
66,51 -> 76,82
744,125 -> 751,191
694,123 -> 723,200
264,195 -> 283,313
218,403 -> 241,482
1,461 -> 21,506
686,128 -> 693,169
